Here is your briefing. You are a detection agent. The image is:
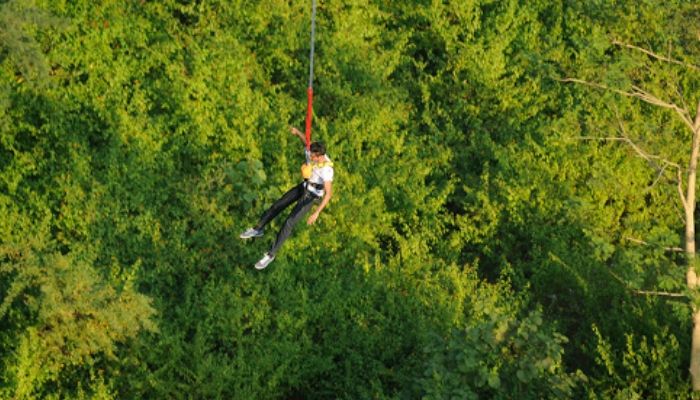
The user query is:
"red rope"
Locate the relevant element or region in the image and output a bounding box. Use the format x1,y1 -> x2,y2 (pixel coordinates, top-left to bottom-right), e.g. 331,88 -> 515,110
305,0 -> 316,151
305,86 -> 313,150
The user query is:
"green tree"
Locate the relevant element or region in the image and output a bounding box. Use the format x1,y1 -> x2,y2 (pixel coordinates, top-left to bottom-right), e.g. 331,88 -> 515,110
558,0 -> 700,391
4,0 -> 695,397
0,0 -> 64,85
0,237 -> 156,399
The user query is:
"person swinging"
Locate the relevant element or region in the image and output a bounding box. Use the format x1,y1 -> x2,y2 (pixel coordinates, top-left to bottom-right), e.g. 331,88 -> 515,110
239,126 -> 334,269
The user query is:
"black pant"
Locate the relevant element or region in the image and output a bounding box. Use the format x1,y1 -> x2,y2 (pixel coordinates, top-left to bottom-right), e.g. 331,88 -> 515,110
254,182 -> 318,256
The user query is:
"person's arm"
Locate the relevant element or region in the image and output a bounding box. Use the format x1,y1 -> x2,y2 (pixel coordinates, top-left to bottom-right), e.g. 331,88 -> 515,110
290,126 -> 306,145
307,180 -> 333,225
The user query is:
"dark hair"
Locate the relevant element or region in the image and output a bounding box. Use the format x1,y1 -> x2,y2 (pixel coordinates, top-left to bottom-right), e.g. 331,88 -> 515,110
310,141 -> 326,155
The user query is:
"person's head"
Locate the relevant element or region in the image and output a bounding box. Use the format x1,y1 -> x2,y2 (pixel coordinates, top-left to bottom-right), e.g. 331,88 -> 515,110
310,142 -> 326,160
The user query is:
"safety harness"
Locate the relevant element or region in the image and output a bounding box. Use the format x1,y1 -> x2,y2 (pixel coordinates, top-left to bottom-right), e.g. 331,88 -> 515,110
301,160 -> 333,184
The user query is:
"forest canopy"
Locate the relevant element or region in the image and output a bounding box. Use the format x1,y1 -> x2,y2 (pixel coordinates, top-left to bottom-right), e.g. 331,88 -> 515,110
1,0 -> 699,398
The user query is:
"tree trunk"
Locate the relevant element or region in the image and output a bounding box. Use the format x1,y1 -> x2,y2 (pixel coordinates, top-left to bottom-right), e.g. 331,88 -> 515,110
692,310 -> 700,390
687,205 -> 700,390
564,77 -> 700,390
687,102 -> 700,390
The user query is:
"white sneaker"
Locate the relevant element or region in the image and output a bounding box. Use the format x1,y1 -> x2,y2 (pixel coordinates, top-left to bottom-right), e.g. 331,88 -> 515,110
255,253 -> 275,270
240,227 -> 264,239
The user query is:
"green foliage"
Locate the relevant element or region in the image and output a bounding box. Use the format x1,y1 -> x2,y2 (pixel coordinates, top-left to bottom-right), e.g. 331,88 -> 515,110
0,0 -> 64,85
0,0 -> 697,398
0,238 -> 155,399
589,324 -> 688,399
420,278 -> 581,399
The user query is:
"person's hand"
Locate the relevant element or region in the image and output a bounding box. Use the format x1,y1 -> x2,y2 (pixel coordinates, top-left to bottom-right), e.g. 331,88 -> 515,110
307,212 -> 319,225
290,126 -> 302,136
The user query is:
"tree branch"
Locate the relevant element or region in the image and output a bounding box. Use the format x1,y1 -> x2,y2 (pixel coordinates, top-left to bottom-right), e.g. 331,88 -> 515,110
677,85 -> 691,115
624,236 -> 684,252
631,289 -> 687,298
613,115 -> 685,196
550,252 -> 687,300
607,268 -> 687,299
570,134 -> 688,210
571,136 -> 681,171
647,163 -> 668,191
629,85 -> 694,128
558,78 -> 695,132
678,167 -> 688,211
612,39 -> 700,71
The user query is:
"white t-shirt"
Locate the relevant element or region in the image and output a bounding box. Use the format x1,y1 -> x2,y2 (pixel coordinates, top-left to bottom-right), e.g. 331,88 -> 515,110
306,155 -> 334,197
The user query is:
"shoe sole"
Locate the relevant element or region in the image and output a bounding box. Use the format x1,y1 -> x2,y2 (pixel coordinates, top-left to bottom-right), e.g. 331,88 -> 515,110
255,258 -> 275,270
240,234 -> 264,239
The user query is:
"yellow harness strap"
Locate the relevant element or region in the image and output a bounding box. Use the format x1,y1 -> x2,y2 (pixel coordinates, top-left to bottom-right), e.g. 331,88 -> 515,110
301,160 -> 333,180
301,163 -> 313,179
313,160 -> 334,169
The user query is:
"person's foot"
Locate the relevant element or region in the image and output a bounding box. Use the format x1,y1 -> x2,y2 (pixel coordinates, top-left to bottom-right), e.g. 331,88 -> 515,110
240,227 -> 264,239
255,253 -> 275,270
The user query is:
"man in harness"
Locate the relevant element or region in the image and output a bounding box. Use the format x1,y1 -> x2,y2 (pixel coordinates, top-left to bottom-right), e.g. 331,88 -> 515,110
240,126 -> 334,270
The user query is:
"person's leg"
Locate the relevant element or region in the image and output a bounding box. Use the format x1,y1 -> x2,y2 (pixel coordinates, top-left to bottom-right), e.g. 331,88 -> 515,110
268,192 -> 317,256
254,183 -> 304,230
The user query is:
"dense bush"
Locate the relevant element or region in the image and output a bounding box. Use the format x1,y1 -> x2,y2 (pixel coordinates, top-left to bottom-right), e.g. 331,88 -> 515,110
1,0 -> 697,398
